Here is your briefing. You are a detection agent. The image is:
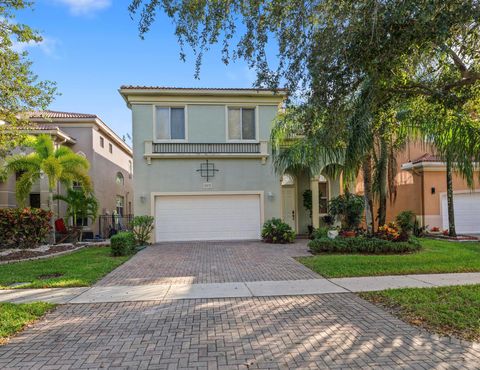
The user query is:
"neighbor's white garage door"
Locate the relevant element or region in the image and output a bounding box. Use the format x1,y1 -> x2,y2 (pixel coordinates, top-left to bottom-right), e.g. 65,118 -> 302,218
442,192 -> 480,233
155,194 -> 262,241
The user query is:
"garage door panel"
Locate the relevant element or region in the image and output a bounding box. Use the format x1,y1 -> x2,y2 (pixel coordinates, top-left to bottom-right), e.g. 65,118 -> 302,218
155,194 -> 261,241
442,192 -> 480,233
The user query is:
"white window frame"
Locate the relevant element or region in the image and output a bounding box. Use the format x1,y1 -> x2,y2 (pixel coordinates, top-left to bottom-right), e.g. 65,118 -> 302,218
153,105 -> 188,142
225,106 -> 259,143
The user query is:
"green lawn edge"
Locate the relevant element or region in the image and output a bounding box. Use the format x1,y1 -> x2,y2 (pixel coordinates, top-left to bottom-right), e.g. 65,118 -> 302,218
298,239 -> 480,278
0,246 -> 130,289
0,302 -> 56,344
360,284 -> 480,342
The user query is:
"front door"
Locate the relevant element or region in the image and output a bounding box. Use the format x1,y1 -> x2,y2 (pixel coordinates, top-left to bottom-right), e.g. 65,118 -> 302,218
282,186 -> 296,231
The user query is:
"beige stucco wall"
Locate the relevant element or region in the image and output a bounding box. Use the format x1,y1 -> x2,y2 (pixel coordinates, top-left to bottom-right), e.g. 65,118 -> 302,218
0,120 -> 133,237
353,141 -> 480,229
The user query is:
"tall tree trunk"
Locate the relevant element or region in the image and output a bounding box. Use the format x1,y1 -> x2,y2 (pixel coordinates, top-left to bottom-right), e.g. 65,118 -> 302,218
377,137 -> 388,227
48,190 -> 56,244
446,156 -> 457,237
362,154 -> 374,234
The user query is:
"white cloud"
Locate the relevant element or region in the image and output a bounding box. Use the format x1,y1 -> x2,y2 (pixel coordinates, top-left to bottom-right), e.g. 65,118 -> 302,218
11,37 -> 58,56
54,0 -> 111,16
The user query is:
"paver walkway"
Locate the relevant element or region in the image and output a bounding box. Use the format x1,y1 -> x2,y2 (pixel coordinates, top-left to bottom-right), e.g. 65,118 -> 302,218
1,294 -> 479,369
96,240 -> 318,286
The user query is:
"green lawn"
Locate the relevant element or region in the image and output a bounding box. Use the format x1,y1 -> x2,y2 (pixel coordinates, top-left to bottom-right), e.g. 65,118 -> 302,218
0,247 -> 130,289
361,285 -> 480,342
298,239 -> 480,278
0,302 -> 55,344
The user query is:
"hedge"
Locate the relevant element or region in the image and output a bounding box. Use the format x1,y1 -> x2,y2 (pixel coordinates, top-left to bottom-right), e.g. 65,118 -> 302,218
111,231 -> 136,256
0,208 -> 52,249
308,237 -> 421,254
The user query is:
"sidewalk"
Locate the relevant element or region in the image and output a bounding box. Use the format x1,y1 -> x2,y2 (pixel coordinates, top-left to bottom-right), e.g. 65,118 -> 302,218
1,272 -> 479,304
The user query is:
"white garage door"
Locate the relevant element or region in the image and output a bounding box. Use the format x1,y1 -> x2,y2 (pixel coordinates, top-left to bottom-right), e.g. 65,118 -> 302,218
155,194 -> 262,242
442,192 -> 480,233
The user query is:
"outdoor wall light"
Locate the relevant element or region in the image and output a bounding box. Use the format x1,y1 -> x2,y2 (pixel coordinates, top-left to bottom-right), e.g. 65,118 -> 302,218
139,195 -> 147,203
431,187 -> 436,195
267,192 -> 275,200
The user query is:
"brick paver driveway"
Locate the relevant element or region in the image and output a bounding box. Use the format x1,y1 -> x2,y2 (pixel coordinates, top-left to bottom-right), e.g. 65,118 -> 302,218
1,240 -> 479,369
1,294 -> 479,369
97,240 -> 319,286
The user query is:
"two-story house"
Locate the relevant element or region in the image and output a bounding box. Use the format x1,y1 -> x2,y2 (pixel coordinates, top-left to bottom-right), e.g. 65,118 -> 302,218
0,111 -> 134,237
120,86 -> 342,242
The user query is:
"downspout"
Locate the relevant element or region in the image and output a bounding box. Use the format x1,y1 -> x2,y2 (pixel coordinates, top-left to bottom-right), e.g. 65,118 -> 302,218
420,169 -> 425,227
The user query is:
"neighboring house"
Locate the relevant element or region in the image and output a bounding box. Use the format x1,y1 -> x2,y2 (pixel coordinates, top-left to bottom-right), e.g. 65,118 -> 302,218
0,111 -> 134,237
364,141 -> 480,234
120,86 -> 341,242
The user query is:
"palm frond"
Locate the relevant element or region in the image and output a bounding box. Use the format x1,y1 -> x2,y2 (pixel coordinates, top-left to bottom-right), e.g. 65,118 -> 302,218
15,171 -> 40,206
35,134 -> 55,159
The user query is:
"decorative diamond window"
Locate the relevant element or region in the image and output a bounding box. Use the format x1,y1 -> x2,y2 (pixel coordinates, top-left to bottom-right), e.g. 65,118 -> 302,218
196,160 -> 219,182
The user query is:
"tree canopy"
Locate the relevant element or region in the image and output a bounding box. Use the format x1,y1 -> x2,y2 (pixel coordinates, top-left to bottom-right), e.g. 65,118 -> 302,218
0,1 -> 57,157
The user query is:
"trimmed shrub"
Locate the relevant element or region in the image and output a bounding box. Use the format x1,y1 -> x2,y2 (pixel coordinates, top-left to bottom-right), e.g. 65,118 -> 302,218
395,211 -> 416,239
311,227 -> 329,240
308,237 -> 421,255
0,208 -> 52,249
130,215 -> 154,245
262,218 -> 296,244
111,231 -> 136,256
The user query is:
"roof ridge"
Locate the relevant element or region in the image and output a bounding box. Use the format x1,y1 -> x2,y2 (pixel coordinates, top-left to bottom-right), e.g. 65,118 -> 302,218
120,85 -> 288,91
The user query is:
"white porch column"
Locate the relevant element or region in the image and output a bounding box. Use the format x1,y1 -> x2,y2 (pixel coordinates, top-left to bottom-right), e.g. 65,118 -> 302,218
310,176 -> 320,229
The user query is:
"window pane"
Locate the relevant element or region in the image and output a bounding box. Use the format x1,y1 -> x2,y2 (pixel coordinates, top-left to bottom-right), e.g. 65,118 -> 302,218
228,108 -> 241,139
170,108 -> 185,139
155,107 -> 170,139
242,108 -> 255,140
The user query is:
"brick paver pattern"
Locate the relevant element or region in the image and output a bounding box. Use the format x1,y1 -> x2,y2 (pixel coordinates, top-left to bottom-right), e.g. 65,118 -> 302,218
1,294 -> 478,369
97,240 -> 319,286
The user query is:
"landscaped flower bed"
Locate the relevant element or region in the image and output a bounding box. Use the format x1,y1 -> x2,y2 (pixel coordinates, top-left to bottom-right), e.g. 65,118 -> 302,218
308,237 -> 421,254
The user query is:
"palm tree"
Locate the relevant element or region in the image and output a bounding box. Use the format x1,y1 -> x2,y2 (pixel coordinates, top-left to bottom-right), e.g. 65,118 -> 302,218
5,134 -> 91,243
403,98 -> 480,237
54,189 -> 99,241
271,83 -> 407,234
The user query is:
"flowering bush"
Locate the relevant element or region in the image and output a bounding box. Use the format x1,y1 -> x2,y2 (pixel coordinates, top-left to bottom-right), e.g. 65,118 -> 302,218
430,226 -> 440,232
0,208 -> 52,249
261,218 -> 296,244
377,222 -> 401,241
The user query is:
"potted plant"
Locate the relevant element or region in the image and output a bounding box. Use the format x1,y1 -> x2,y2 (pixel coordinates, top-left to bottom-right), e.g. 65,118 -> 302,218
328,192 -> 364,237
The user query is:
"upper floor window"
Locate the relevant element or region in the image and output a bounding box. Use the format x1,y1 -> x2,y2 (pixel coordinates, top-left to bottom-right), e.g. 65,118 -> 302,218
116,172 -> 124,185
155,107 -> 185,140
109,143 -> 113,153
228,107 -> 256,140
100,136 -> 104,148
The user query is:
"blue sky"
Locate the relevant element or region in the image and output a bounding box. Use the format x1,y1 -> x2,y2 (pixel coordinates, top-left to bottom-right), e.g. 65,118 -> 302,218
16,0 -> 262,143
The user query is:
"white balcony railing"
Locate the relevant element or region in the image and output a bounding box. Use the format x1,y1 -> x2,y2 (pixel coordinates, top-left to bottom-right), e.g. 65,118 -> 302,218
144,141 -> 269,164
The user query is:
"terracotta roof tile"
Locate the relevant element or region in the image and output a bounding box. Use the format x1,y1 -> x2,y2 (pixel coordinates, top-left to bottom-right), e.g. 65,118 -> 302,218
410,153 -> 441,164
29,110 -> 98,119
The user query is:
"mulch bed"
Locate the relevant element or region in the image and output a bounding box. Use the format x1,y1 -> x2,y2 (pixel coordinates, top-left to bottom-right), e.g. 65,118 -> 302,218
0,244 -> 79,262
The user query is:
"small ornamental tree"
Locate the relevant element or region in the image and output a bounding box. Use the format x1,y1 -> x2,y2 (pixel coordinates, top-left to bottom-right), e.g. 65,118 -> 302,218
130,216 -> 154,245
